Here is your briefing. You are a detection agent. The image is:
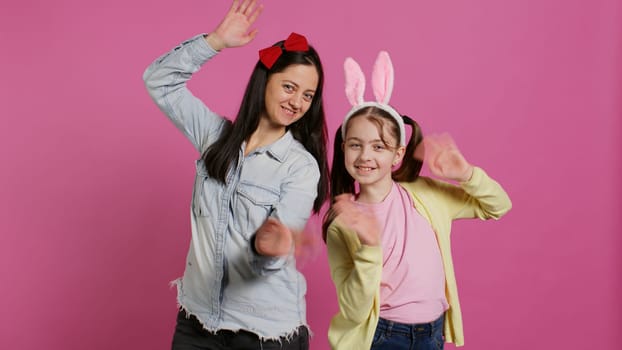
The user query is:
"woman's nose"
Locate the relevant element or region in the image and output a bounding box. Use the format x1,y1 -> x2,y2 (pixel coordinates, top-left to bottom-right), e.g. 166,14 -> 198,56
289,94 -> 302,109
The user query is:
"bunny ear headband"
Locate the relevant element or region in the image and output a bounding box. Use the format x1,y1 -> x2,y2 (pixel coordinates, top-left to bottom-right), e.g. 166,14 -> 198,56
342,51 -> 406,146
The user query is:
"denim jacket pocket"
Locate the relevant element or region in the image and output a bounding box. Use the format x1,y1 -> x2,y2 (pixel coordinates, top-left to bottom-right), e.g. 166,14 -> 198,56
233,181 -> 280,239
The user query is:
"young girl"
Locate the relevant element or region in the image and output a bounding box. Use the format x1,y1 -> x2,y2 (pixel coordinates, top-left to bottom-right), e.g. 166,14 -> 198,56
324,52 -> 512,350
142,1 -> 329,349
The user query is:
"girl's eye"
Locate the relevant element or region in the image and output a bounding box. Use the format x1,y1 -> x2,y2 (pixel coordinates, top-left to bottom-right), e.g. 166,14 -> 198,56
348,143 -> 361,149
373,144 -> 385,151
283,84 -> 294,92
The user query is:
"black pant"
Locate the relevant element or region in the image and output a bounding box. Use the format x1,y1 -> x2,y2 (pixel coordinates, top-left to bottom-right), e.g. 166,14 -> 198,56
172,310 -> 309,350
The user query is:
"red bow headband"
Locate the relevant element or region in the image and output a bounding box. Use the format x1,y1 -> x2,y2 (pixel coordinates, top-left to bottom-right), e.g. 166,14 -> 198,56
258,32 -> 309,69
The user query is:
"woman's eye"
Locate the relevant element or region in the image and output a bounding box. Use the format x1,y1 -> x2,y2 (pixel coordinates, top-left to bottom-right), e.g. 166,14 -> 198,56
283,84 -> 294,92
303,93 -> 314,102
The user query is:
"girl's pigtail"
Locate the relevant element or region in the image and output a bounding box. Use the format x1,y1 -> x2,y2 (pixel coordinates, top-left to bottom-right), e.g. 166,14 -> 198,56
330,126 -> 355,198
392,115 -> 424,182
322,126 -> 355,241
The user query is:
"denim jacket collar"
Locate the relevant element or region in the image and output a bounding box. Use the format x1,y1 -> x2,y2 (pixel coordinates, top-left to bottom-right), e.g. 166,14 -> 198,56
244,131 -> 295,163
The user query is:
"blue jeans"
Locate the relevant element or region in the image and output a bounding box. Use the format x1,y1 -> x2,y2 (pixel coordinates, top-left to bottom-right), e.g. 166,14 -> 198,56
370,313 -> 445,350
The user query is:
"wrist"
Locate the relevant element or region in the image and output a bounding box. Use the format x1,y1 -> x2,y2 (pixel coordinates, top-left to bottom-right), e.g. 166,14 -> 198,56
250,234 -> 261,255
205,33 -> 226,51
459,165 -> 474,183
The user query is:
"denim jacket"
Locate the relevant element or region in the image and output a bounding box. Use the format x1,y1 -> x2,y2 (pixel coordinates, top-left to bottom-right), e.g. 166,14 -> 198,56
143,34 -> 320,339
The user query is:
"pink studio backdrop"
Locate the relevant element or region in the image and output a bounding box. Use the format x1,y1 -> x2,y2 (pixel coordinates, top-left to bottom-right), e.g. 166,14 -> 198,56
2,0 -> 620,349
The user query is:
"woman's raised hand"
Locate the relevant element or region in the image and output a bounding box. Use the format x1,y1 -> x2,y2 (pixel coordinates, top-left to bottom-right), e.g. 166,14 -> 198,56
207,0 -> 264,51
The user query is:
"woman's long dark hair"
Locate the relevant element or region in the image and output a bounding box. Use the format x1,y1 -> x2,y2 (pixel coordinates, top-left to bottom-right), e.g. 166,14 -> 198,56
202,41 -> 329,213
322,107 -> 423,240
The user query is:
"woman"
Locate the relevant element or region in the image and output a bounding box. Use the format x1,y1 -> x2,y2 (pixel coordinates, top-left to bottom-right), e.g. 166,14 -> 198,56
143,1 -> 329,348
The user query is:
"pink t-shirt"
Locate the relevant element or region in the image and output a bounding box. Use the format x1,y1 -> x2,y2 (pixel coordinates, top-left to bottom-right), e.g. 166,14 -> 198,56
356,182 -> 448,324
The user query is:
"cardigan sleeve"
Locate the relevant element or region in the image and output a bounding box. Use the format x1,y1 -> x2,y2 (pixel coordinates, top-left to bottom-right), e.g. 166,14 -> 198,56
456,166 -> 512,219
326,224 -> 382,323
412,166 -> 512,221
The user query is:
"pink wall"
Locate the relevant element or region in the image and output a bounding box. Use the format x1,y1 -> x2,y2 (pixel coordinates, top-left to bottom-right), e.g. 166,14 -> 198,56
2,0 -> 620,349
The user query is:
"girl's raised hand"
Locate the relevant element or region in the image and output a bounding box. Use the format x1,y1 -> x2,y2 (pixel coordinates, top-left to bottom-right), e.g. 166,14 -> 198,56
419,133 -> 474,182
207,0 -> 264,51
330,194 -> 381,246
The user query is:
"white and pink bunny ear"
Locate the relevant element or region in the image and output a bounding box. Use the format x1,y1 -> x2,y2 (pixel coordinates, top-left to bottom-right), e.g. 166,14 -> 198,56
342,51 -> 406,146
344,57 -> 365,107
371,51 -> 394,104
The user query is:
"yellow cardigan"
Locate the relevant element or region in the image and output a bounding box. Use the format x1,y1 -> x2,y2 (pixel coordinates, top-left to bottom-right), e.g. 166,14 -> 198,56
326,167 -> 512,349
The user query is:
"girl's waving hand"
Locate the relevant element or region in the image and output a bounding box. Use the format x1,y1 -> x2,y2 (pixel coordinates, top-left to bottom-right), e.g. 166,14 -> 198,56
420,133 -> 474,183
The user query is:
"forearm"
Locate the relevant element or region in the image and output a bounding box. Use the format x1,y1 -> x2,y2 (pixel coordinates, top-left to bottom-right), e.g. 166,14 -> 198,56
249,242 -> 290,276
458,166 -> 512,219
328,228 -> 382,322
142,34 -> 225,152
143,34 -> 216,100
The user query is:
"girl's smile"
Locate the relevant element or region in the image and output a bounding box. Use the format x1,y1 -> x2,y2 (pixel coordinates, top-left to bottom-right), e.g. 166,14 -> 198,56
343,116 -> 405,198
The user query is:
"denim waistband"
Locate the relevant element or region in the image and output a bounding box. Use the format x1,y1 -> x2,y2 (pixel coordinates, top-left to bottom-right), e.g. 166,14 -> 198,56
376,313 -> 445,337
